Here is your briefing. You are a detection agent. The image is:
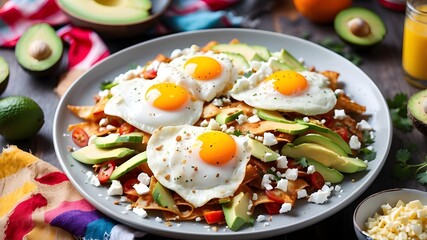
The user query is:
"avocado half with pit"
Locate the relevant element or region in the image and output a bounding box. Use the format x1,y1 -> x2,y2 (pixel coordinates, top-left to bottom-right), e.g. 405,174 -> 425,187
57,0 -> 171,38
15,23 -> 63,77
0,56 -> 9,94
334,7 -> 387,48
408,89 -> 427,135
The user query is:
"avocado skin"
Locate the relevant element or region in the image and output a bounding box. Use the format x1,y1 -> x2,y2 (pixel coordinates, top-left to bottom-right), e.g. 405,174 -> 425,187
20,56 -> 63,78
0,57 -> 9,95
408,89 -> 427,135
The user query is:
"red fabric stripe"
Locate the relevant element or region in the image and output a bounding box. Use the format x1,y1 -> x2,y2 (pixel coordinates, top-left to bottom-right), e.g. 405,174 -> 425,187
34,172 -> 69,185
28,0 -> 61,21
220,15 -> 232,27
60,27 -> 93,68
0,6 -> 24,25
202,0 -> 239,11
4,194 -> 48,240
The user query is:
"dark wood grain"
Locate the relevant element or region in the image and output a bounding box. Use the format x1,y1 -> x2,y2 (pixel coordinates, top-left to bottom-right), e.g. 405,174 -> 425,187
1,0 -> 426,239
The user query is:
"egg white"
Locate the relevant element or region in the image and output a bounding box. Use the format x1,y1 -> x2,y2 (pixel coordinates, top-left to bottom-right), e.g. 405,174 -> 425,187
230,71 -> 337,116
147,125 -> 251,208
104,78 -> 203,134
164,52 -> 235,102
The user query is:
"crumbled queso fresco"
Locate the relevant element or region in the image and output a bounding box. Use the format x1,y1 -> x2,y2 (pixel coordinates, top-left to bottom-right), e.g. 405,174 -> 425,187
364,200 -> 427,239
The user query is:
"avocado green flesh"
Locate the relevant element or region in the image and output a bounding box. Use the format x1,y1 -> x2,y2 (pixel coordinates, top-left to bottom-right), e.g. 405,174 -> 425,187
152,182 -> 180,212
281,143 -> 367,173
248,138 -> 279,162
71,144 -> 136,164
223,52 -> 249,71
215,108 -> 243,125
95,132 -> 144,148
110,151 -> 147,180
408,89 -> 427,123
58,0 -> 151,25
15,23 -> 63,72
256,109 -> 294,123
273,49 -> 307,71
334,7 -> 386,46
0,57 -> 9,94
305,159 -> 344,183
211,43 -> 263,62
293,133 -> 348,157
222,192 -> 253,231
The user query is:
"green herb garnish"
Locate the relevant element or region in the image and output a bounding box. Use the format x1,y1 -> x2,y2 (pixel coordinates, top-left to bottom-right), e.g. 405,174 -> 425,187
387,93 -> 413,132
393,147 -> 427,185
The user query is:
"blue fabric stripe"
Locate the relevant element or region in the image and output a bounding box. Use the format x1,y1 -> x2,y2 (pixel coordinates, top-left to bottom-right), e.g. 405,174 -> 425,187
85,218 -> 116,240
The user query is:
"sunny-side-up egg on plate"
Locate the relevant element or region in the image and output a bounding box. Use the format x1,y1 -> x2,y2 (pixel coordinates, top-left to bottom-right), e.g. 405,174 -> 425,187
147,125 -> 251,208
163,51 -> 235,102
230,60 -> 337,116
104,78 -> 204,134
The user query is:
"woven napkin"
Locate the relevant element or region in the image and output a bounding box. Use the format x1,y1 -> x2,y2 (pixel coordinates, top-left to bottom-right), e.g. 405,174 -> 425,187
0,145 -> 145,240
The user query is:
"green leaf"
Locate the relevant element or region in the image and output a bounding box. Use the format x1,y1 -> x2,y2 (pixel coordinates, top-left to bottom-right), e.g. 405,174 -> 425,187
362,130 -> 375,145
100,80 -> 117,90
396,148 -> 412,164
359,147 -> 376,161
416,172 -> 427,185
387,93 -> 408,109
392,164 -> 413,180
295,157 -> 308,168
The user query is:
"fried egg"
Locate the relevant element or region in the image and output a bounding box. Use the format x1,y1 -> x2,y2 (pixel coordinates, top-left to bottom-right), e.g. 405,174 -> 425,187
230,70 -> 337,115
159,52 -> 234,102
147,125 -> 251,208
104,79 -> 203,134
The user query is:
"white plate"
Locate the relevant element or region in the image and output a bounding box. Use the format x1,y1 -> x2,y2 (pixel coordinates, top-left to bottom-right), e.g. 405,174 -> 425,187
53,28 -> 393,240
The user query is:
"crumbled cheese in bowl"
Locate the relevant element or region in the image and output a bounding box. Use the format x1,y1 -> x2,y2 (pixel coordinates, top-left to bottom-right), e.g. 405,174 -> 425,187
363,200 -> 427,239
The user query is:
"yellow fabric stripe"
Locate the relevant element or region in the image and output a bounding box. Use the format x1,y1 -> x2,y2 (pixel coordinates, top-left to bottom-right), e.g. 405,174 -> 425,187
0,181 -> 37,217
0,145 -> 38,179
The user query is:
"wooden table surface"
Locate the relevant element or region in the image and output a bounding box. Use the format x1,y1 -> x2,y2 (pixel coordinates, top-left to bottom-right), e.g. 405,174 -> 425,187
1,0 -> 427,239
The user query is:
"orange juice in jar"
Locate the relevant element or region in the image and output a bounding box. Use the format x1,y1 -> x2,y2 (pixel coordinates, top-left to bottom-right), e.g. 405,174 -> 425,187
402,0 -> 427,88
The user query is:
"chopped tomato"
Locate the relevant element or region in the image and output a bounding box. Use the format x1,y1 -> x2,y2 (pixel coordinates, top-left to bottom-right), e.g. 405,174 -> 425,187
118,122 -> 135,135
334,126 -> 350,142
287,159 -> 304,170
307,171 -> 325,190
71,127 -> 89,147
123,178 -> 140,202
264,202 -> 281,215
143,69 -> 157,79
203,210 -> 225,224
98,161 -> 116,184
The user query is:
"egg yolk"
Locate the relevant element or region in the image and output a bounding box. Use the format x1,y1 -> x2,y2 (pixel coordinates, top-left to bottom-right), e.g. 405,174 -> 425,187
266,70 -> 308,95
184,56 -> 222,80
197,131 -> 237,166
145,82 -> 189,111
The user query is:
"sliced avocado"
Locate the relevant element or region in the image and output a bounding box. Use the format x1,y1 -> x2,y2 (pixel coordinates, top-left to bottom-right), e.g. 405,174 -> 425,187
152,182 -> 180,212
95,132 -> 144,148
211,43 -> 263,62
256,109 -> 294,123
408,89 -> 427,135
222,192 -> 254,231
281,143 -> 367,173
334,7 -> 386,47
264,120 -> 308,135
273,49 -> 306,71
270,59 -> 292,72
248,138 -> 280,162
297,120 -> 353,155
15,23 -> 63,77
71,144 -> 136,164
215,107 -> 244,125
0,56 -> 9,95
251,45 -> 271,61
293,133 -> 348,157
110,151 -> 147,180
223,52 -> 249,72
57,0 -> 151,25
305,158 -> 344,183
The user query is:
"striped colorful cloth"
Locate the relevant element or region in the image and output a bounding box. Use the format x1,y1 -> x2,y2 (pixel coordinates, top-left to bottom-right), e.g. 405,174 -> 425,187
0,145 -> 145,240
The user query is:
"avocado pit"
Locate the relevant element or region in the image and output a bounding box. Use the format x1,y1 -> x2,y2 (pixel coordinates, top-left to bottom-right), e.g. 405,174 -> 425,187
29,40 -> 52,61
347,17 -> 371,37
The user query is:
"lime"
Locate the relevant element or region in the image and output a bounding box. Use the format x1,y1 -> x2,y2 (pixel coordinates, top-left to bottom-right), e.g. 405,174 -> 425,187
0,56 -> 9,95
0,96 -> 44,140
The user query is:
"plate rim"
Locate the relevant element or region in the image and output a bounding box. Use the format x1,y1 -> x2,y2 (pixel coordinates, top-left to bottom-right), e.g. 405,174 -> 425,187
53,28 -> 393,239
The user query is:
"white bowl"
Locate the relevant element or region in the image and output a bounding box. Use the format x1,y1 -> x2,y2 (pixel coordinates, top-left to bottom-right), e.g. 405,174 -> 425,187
353,188 -> 427,240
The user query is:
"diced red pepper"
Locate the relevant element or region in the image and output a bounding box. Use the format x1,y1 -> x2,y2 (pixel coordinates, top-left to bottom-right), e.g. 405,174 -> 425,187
203,210 -> 225,224
264,202 -> 281,215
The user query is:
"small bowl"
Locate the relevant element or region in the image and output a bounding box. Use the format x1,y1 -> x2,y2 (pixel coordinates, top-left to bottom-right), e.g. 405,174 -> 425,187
58,0 -> 171,38
353,188 -> 427,240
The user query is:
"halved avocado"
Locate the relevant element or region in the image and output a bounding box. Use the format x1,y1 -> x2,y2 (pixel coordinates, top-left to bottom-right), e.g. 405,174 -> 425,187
408,89 -> 427,134
0,57 -> 9,94
334,7 -> 386,48
15,23 -> 63,77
